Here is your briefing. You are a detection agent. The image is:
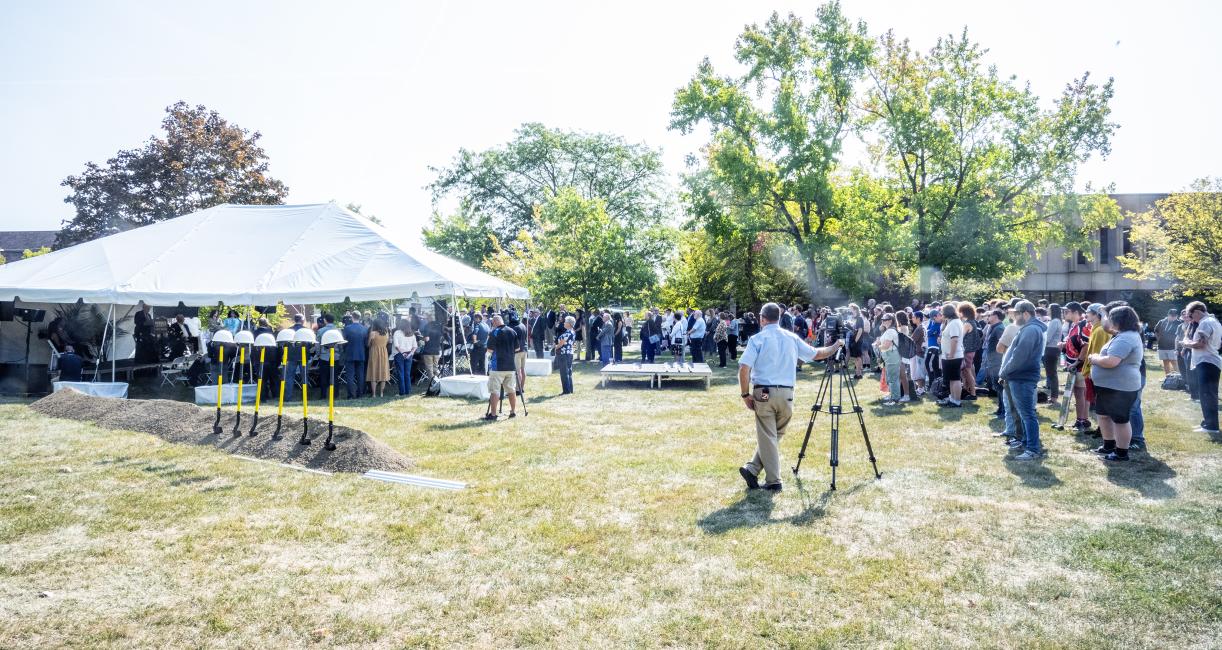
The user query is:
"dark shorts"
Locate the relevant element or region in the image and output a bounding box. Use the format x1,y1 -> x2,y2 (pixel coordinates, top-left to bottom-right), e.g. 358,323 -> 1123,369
941,357 -> 963,380
848,338 -> 863,358
1094,385 -> 1138,423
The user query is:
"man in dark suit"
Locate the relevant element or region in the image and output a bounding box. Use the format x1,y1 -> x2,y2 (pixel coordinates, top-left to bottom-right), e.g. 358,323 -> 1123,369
529,308 -> 547,358
168,313 -> 195,357
341,313 -> 369,399
544,307 -> 557,347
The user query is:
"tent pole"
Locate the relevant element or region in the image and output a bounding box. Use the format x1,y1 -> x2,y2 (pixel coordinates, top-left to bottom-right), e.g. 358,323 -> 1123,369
110,304 -> 116,381
94,304 -> 111,382
451,290 -> 458,374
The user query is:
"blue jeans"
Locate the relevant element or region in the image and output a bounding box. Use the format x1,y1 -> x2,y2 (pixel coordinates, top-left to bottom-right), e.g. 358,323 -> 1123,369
1005,379 -> 1041,453
600,343 -> 612,367
1130,370 -> 1145,445
884,359 -> 902,400
393,354 -> 412,395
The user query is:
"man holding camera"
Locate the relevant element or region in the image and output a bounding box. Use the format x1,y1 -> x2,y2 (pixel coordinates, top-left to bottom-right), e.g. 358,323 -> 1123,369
738,302 -> 844,492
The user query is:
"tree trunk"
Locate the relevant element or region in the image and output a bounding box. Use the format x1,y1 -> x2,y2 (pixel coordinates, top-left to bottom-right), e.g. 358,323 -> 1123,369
804,258 -> 821,304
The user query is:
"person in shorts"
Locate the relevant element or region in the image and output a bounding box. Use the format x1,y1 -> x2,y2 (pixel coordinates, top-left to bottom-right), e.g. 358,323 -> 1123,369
1088,306 -> 1144,461
1154,308 -> 1181,375
484,315 -> 519,419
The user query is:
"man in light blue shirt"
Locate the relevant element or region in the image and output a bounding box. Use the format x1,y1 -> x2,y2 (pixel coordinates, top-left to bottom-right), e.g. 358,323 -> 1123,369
737,302 -> 843,491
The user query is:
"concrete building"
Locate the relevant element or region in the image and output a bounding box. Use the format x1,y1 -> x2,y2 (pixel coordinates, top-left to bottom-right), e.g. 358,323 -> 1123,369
1015,193 -> 1173,304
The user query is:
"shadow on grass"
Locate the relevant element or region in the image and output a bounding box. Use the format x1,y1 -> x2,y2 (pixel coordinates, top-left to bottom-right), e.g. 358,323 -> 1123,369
425,417 -> 502,432
1002,453 -> 1063,488
1105,453 -> 1177,499
697,479 -> 870,534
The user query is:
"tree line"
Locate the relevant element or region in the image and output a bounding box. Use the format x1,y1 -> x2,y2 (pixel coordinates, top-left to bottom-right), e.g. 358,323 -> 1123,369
46,3 -> 1218,306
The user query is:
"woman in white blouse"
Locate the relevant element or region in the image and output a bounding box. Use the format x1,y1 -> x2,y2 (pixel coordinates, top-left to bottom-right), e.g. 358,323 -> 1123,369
392,320 -> 418,396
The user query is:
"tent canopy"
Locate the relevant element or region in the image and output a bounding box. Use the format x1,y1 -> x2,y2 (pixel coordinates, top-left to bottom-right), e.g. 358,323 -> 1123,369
0,203 -> 529,306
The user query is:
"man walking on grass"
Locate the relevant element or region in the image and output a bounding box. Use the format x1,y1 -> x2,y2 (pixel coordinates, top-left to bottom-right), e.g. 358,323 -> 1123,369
737,302 -> 843,492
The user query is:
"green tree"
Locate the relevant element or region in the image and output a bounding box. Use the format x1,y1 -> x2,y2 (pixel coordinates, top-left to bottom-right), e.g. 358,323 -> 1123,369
670,4 -> 872,298
862,30 -> 1119,289
422,203 -> 497,268
22,247 -> 52,259
1120,178 -> 1222,302
493,189 -> 667,308
428,123 -> 671,243
58,101 -> 288,248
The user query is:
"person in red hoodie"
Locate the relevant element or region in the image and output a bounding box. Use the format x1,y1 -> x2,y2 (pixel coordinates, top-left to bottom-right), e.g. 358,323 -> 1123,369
1062,301 -> 1093,433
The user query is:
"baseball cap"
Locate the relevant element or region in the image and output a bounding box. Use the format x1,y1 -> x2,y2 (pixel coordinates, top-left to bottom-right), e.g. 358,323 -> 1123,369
1086,303 -> 1105,317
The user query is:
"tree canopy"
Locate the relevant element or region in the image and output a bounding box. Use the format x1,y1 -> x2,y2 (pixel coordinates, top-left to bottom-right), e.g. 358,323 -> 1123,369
428,122 -> 671,244
57,102 -> 288,248
862,30 -> 1119,289
669,2 -> 1120,300
483,189 -> 668,307
670,5 -> 871,299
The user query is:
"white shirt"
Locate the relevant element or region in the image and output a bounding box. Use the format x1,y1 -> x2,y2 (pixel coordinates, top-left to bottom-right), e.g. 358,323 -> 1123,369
689,316 -> 706,339
739,323 -> 819,387
393,330 -> 418,356
940,318 -> 964,359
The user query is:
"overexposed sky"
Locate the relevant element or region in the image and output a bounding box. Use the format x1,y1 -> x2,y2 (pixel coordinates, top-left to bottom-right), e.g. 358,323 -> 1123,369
1,0 -> 1218,238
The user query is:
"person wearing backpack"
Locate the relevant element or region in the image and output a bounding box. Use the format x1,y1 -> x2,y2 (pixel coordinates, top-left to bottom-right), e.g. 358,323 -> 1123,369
874,313 -> 905,405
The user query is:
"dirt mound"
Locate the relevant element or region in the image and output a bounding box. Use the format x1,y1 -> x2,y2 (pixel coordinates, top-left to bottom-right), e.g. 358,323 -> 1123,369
30,388 -> 413,474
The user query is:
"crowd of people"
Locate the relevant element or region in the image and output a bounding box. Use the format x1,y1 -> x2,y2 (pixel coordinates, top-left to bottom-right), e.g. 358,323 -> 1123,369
711,296 -> 1220,463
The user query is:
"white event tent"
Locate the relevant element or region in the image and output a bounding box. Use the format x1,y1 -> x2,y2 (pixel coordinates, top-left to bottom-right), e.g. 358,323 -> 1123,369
0,202 -> 528,380
0,202 -> 528,305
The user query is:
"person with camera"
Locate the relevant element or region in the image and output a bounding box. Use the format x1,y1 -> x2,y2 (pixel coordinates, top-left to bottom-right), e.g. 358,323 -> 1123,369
484,314 -> 519,419
737,302 -> 844,492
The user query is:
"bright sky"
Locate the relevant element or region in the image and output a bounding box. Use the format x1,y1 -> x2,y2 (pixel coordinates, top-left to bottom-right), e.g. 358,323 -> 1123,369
1,0 -> 1218,239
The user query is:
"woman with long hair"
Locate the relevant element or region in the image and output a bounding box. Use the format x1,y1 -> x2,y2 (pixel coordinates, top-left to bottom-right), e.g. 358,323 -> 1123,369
367,318 -> 391,398
392,319 -> 417,396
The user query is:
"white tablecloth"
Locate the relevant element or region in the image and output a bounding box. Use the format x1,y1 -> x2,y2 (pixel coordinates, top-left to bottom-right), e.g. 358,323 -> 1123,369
524,358 -> 553,376
53,381 -> 129,399
438,374 -> 491,400
194,384 -> 259,405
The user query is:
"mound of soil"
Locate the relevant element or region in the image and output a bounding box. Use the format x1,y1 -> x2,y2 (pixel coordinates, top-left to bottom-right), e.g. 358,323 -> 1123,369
30,388 -> 413,474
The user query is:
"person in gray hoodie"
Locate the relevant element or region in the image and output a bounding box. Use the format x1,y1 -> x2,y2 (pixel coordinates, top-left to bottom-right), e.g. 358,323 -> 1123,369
999,300 -> 1048,460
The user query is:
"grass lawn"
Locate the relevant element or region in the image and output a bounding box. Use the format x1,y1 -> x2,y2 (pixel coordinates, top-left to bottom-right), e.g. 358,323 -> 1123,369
1,348 -> 1219,648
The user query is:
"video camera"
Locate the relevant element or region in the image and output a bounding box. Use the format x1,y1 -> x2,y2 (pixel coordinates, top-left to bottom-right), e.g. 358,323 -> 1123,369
821,307 -> 852,343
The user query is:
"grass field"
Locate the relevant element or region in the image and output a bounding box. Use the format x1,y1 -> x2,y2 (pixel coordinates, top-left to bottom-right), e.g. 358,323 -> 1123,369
1,348 -> 1219,648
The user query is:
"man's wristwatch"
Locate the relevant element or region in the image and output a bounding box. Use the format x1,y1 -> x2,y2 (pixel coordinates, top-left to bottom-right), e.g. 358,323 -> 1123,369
741,393 -> 750,398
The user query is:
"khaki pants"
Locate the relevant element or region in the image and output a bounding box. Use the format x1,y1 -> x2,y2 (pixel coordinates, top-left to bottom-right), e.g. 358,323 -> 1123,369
744,386 -> 793,485
421,354 -> 438,377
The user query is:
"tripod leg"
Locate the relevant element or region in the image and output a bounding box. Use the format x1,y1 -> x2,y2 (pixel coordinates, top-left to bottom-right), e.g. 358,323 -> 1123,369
793,363 -> 835,475
841,365 -> 882,480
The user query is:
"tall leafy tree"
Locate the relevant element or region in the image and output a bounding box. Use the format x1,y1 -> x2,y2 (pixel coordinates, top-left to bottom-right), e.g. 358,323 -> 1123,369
486,189 -> 667,307
58,102 -> 288,248
428,123 -> 671,243
1120,178 -> 1222,302
421,203 -> 498,268
670,4 -> 872,298
861,30 -> 1119,289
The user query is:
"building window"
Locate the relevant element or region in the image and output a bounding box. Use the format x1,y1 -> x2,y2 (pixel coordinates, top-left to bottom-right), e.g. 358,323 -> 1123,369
1099,227 -> 1111,265
1077,250 -> 1088,265
1122,227 -> 1133,257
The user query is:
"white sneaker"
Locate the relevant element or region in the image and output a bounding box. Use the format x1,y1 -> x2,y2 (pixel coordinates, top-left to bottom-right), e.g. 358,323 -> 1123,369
915,388 -> 926,397
1194,426 -> 1221,434
898,395 -> 911,403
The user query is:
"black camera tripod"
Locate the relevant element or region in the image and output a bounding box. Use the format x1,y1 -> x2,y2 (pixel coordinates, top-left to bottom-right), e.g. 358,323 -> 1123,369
792,347 -> 882,491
